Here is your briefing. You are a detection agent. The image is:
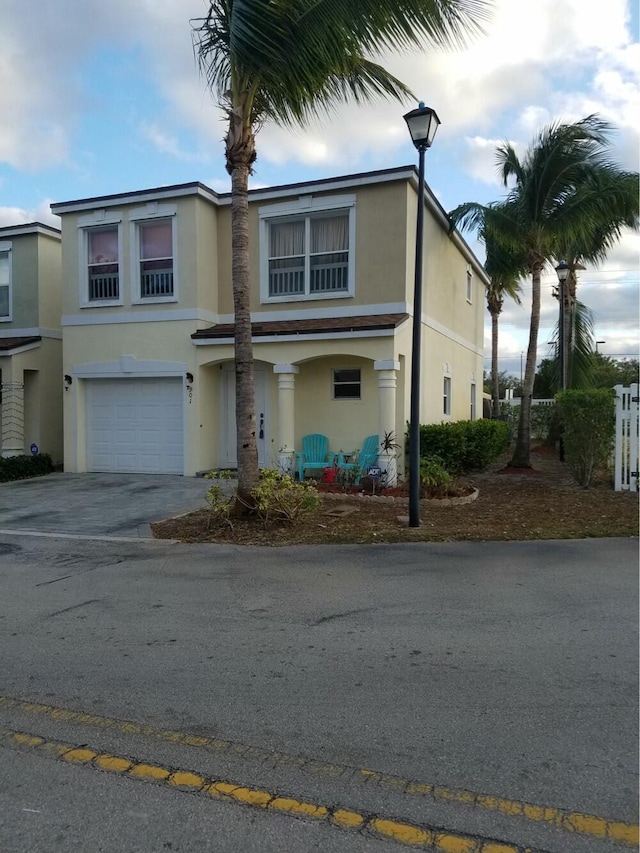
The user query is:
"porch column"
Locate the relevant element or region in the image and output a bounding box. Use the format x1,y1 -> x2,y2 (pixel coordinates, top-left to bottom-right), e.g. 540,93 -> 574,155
1,365 -> 25,457
374,359 -> 400,484
274,364 -> 299,475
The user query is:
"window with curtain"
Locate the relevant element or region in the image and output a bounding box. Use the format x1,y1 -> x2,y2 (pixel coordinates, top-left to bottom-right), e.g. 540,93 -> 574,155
139,219 -> 174,298
87,227 -> 119,301
443,376 -> 452,416
0,250 -> 10,318
268,212 -> 349,297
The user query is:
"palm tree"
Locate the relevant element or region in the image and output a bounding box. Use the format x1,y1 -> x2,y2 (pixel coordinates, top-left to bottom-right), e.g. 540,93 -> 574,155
450,115 -> 638,468
483,231 -> 525,417
555,169 -> 639,384
548,299 -> 596,391
192,0 -> 489,504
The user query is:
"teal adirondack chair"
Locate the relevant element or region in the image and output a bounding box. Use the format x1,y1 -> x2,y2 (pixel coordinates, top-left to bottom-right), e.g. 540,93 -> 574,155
336,435 -> 379,484
296,434 -> 335,481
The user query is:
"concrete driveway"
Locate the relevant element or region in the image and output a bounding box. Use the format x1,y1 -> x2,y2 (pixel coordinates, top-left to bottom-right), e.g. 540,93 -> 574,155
0,473 -> 219,538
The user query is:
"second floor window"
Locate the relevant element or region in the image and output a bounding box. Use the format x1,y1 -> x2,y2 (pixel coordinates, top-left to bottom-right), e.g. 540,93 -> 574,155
269,213 -> 349,298
139,220 -> 174,298
88,227 -> 119,301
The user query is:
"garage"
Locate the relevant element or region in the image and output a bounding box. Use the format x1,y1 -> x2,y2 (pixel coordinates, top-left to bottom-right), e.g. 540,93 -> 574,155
85,377 -> 184,474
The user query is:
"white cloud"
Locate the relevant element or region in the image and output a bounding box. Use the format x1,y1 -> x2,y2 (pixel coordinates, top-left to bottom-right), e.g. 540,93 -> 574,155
0,201 -> 59,228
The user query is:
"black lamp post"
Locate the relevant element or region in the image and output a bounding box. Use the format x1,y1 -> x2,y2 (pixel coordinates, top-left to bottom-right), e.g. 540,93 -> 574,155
403,103 -> 440,527
555,260 -> 570,393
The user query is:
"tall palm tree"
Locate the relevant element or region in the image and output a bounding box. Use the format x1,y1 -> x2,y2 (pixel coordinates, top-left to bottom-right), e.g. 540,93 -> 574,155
450,115 -> 638,468
555,169 -> 638,384
192,0 -> 489,503
482,231 -> 525,417
548,299 -> 596,391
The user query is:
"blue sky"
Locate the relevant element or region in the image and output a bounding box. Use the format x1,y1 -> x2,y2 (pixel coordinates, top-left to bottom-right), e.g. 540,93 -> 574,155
1,0 -> 638,377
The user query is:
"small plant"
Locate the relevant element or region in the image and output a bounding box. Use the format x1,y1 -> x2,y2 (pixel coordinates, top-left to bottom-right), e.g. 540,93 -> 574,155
419,455 -> 452,491
204,470 -> 235,528
250,469 -> 320,526
380,431 -> 400,454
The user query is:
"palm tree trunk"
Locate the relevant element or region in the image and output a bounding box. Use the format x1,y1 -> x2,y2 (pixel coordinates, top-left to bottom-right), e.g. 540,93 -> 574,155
230,162 -> 259,502
510,264 -> 542,467
564,270 -> 576,387
490,308 -> 500,417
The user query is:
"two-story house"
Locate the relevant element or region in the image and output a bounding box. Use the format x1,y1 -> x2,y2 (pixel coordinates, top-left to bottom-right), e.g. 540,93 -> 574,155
52,166 -> 487,477
0,222 -> 62,461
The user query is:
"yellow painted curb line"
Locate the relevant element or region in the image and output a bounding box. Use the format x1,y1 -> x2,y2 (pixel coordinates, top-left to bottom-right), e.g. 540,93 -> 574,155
0,725 -> 547,853
0,693 -> 637,848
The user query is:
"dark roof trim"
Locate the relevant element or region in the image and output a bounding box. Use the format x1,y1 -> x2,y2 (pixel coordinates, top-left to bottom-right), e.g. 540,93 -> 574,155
0,336 -> 41,352
50,166 -> 417,214
0,223 -> 60,239
191,313 -> 410,341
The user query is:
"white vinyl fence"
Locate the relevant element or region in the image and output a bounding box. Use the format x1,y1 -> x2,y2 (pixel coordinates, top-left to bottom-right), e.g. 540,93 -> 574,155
614,384 -> 639,492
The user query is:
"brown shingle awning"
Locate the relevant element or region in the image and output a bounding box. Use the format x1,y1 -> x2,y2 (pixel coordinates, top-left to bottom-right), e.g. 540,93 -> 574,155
191,313 -> 409,341
0,336 -> 41,352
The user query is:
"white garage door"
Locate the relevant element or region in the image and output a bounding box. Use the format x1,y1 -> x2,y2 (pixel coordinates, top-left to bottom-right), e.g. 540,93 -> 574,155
86,377 -> 184,474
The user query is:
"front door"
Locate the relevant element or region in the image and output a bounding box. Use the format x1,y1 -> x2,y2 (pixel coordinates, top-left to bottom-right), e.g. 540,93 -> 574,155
223,366 -> 268,467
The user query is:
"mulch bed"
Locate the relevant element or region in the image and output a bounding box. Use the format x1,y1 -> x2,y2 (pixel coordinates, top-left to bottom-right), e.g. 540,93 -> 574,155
151,447 -> 639,546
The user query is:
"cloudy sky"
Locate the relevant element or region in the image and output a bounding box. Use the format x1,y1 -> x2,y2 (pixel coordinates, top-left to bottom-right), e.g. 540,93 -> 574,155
1,0 -> 638,377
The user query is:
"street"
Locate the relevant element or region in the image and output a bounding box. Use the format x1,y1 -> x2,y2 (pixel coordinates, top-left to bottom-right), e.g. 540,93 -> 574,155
0,534 -> 637,852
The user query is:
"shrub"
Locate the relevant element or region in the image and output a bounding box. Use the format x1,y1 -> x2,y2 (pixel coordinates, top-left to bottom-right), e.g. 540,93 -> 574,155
250,469 -> 320,526
419,455 -> 452,490
416,420 -> 509,475
205,470 -> 235,527
556,389 -> 615,487
0,453 -> 54,483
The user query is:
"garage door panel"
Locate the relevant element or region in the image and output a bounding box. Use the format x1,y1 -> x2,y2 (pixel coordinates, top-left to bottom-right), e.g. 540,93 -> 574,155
86,378 -> 184,474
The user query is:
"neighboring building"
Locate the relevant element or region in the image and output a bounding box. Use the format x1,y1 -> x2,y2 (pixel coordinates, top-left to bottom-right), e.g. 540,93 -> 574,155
52,166 -> 487,477
0,223 -> 62,461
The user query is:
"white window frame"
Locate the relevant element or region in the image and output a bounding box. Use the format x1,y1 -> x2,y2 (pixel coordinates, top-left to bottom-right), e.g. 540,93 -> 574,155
0,241 -> 12,322
130,203 -> 178,305
443,375 -> 452,416
466,265 -> 473,303
332,367 -> 361,400
259,194 -> 356,303
78,210 -> 123,308
470,381 -> 476,420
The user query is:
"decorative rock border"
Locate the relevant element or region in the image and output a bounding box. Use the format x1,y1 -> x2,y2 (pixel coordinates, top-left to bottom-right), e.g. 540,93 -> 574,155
321,488 -> 479,507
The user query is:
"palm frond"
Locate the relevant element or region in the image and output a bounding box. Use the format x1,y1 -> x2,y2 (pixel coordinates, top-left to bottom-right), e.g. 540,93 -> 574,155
193,0 -> 491,129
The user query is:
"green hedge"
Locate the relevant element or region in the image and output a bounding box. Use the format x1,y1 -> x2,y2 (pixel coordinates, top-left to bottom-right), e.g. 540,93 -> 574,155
556,389 -> 615,487
415,420 -> 510,475
0,453 -> 54,483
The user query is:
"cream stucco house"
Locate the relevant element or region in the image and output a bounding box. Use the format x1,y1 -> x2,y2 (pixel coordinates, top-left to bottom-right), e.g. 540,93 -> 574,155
52,166 -> 487,477
0,222 -> 63,461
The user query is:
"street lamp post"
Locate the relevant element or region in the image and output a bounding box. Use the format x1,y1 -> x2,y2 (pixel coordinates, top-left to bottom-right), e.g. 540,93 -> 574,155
404,103 -> 440,528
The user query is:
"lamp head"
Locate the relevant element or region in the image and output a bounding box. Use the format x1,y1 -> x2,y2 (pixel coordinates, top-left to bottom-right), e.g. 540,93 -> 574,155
403,103 -> 440,150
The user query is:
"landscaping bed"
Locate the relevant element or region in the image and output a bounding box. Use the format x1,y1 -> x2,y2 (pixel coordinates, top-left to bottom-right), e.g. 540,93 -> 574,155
151,446 -> 639,546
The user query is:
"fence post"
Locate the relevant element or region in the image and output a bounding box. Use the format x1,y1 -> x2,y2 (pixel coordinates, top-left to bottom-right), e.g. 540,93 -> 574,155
614,384 -> 639,492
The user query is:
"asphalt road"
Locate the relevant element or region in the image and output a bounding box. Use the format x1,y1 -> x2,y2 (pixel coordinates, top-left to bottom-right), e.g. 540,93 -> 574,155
0,534 -> 637,852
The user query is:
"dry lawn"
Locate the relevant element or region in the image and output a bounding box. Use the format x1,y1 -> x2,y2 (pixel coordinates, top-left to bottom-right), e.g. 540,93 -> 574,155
151,446 -> 639,546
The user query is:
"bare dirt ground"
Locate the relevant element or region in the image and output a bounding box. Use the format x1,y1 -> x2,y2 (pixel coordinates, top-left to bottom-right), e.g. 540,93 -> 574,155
151,446 -> 639,546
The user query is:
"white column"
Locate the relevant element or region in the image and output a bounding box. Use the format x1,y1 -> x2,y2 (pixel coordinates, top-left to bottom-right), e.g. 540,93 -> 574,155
273,364 -> 299,475
374,360 -> 400,484
1,374 -> 25,458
